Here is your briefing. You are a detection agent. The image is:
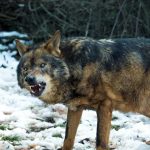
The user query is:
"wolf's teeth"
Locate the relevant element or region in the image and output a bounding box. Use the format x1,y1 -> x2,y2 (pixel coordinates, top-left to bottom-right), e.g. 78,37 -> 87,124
30,86 -> 36,93
31,89 -> 35,93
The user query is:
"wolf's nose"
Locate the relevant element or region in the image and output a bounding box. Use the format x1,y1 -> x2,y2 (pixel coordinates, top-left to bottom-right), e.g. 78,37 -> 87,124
25,76 -> 36,85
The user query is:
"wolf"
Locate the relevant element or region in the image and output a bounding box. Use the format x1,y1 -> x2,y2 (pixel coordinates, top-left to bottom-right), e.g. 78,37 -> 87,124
16,31 -> 150,150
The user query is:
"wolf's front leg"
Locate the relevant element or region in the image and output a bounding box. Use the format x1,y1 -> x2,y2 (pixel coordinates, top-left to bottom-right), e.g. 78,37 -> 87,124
96,100 -> 112,150
62,108 -> 83,150
66,97 -> 90,111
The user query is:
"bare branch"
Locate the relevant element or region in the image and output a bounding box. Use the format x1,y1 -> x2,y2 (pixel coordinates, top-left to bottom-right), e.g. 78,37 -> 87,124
85,9 -> 92,37
109,0 -> 127,38
135,1 -> 142,36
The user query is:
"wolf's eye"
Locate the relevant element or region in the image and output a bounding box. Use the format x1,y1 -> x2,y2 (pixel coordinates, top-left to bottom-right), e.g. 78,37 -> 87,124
40,63 -> 46,68
23,67 -> 28,71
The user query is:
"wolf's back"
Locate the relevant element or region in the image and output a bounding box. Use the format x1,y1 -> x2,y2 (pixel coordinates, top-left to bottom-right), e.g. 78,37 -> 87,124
60,38 -> 150,73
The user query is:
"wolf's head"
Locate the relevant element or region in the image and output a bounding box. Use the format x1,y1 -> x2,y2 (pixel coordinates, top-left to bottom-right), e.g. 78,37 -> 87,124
16,31 -> 70,103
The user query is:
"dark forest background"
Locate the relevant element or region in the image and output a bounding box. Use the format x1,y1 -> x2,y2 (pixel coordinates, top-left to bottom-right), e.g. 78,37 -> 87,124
0,0 -> 150,43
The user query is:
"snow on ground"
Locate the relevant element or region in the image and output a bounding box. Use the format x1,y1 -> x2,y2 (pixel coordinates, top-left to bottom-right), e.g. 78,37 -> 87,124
0,32 -> 150,150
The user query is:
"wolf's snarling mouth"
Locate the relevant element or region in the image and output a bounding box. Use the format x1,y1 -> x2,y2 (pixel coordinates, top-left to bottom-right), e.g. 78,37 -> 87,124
30,82 -> 46,96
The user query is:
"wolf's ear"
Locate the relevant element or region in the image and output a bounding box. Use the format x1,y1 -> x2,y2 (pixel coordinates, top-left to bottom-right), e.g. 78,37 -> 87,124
45,30 -> 61,57
15,39 -> 28,56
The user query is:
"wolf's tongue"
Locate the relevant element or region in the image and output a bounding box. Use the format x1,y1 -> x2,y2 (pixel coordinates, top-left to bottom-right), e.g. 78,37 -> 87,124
31,85 -> 40,93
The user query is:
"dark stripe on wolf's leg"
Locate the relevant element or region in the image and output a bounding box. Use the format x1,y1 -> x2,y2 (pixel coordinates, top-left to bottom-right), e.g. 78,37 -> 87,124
62,108 -> 83,150
96,100 -> 112,150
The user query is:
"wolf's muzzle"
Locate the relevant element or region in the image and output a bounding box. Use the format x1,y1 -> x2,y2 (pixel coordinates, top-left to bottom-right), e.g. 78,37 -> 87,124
25,75 -> 36,85
25,75 -> 46,97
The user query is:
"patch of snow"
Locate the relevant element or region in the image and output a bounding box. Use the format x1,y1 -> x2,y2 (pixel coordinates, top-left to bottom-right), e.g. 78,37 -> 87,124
0,44 -> 8,50
0,31 -> 27,38
0,141 -> 14,150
